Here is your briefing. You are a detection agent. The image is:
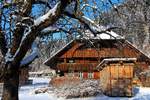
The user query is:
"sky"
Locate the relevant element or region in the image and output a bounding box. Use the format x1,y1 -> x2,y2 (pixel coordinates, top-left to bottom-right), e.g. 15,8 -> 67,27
50,0 -> 124,40
0,0 -> 124,41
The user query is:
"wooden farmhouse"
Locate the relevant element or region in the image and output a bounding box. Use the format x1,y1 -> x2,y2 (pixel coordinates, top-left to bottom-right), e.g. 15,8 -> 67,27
44,31 -> 150,82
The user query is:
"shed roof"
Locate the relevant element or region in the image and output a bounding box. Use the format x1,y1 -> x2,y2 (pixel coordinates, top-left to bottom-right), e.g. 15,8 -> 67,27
96,58 -> 137,70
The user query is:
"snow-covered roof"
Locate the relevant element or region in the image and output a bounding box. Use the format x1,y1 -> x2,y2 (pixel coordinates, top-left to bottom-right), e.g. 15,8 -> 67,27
79,30 -> 124,40
96,58 -> 137,70
44,30 -> 150,66
125,40 -> 150,60
44,39 -> 75,65
44,31 -> 123,66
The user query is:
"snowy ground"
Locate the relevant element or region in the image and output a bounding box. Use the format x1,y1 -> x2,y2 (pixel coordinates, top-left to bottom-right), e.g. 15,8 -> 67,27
19,77 -> 51,100
1,77 -> 150,100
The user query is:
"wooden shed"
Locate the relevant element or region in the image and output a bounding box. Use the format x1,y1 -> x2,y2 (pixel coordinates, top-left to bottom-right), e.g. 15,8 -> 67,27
97,58 -> 136,97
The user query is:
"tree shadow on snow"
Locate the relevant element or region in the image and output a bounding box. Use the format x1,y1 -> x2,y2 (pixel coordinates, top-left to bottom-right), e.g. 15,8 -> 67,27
133,87 -> 140,96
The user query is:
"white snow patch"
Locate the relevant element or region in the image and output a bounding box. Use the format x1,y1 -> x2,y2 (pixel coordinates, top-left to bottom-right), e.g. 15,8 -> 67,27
41,26 -> 59,33
81,4 -> 97,10
34,2 -> 60,26
19,93 -> 50,100
22,25 -> 32,41
79,16 -> 124,39
82,30 -> 123,39
5,49 -> 14,62
82,16 -> 96,25
30,77 -> 50,85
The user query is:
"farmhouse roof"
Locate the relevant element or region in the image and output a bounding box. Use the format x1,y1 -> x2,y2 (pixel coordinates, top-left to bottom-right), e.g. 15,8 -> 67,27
79,30 -> 124,40
44,31 -> 150,66
44,31 -> 123,65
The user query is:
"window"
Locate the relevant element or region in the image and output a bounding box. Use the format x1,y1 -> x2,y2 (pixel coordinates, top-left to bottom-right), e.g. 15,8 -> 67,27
88,72 -> 93,79
79,72 -> 83,79
69,60 -> 74,63
67,59 -> 75,63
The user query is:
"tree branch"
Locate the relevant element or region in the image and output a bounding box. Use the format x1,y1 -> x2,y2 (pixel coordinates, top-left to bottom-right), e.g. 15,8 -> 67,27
11,0 -> 73,66
10,0 -> 34,56
34,0 -> 72,30
33,0 -> 52,9
21,0 -> 34,16
20,41 -> 39,67
0,29 -> 7,56
39,26 -> 71,36
0,10 -> 7,56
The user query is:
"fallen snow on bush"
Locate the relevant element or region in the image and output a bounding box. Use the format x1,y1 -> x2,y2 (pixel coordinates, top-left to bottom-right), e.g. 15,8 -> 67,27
53,80 -> 103,99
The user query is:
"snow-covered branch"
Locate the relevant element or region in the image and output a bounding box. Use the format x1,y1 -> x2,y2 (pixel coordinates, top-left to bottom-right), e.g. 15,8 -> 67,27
20,41 -> 39,67
34,0 -> 73,29
21,0 -> 33,15
81,4 -> 97,10
40,26 -> 60,34
11,0 -> 73,66
34,2 -> 60,27
64,11 -> 119,36
40,26 -> 72,36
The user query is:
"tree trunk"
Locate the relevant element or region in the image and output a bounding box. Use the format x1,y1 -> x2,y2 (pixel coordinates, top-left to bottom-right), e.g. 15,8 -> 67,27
2,65 -> 19,100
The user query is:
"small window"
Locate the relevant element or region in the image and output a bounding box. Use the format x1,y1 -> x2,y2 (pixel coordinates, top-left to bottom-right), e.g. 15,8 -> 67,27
67,59 -> 75,63
88,72 -> 93,79
79,72 -> 83,79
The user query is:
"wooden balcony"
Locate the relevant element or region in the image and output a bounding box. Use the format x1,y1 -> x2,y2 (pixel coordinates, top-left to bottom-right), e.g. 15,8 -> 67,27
57,63 -> 99,71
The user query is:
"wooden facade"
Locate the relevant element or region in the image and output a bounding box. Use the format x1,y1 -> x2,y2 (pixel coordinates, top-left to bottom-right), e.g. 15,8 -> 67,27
44,39 -> 150,80
98,58 -> 135,96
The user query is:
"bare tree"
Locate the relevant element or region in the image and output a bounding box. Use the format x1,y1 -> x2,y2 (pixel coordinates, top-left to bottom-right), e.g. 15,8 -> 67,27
0,0 -> 122,100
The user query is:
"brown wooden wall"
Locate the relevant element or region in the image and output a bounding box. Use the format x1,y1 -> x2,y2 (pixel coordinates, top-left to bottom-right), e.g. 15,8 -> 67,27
55,40 -> 149,73
60,46 -> 140,58
57,63 -> 99,71
100,63 -> 134,96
